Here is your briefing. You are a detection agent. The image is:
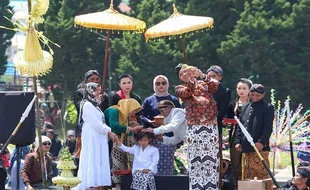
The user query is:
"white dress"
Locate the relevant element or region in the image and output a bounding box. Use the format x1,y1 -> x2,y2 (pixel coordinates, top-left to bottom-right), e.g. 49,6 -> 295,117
77,101 -> 111,189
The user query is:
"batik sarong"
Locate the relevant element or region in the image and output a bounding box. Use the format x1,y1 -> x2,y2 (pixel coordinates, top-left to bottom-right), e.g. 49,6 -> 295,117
243,151 -> 273,190
131,171 -> 156,190
154,140 -> 176,175
187,125 -> 219,190
112,136 -> 134,183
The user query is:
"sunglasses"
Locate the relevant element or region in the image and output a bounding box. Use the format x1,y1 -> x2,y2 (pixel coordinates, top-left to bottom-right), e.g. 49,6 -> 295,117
155,81 -> 167,86
43,142 -> 51,146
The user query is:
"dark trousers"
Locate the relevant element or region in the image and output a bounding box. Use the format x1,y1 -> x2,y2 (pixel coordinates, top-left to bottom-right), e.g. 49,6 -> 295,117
0,167 -> 7,190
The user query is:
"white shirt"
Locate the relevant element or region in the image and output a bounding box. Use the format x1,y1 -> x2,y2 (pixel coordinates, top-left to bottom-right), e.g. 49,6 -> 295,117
153,108 -> 187,145
119,144 -> 159,174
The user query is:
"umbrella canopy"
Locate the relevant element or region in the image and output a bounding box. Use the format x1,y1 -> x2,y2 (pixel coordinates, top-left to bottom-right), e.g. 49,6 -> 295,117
74,0 -> 146,32
74,0 -> 146,93
144,4 -> 214,65
145,4 -> 213,41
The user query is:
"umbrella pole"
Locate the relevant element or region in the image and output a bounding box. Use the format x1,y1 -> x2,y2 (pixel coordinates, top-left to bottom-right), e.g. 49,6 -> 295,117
179,37 -> 188,65
33,77 -> 47,188
101,30 -> 111,93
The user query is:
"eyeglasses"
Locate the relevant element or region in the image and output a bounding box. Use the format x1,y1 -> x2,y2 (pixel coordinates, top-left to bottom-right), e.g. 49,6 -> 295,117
155,81 -> 167,86
43,142 -> 51,146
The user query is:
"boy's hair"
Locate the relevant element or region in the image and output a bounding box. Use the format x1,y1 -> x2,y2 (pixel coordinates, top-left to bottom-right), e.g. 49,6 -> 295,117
134,132 -> 154,145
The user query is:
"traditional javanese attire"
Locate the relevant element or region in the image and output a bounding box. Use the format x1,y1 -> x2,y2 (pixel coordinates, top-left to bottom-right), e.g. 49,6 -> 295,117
77,83 -> 111,189
175,73 -> 219,190
104,99 -> 142,184
119,144 -> 159,190
235,93 -> 274,190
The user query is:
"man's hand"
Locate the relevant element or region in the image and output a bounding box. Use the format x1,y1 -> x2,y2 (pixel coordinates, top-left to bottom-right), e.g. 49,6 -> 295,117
255,142 -> 264,151
142,128 -> 154,133
129,126 -> 143,133
235,144 -> 242,152
142,169 -> 151,174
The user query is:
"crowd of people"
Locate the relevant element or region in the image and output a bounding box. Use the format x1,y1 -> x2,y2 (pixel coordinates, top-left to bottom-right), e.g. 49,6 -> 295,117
0,65 -> 310,190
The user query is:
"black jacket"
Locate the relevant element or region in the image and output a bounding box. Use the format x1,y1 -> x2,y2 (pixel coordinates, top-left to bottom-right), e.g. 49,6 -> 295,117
213,83 -> 231,134
235,99 -> 274,153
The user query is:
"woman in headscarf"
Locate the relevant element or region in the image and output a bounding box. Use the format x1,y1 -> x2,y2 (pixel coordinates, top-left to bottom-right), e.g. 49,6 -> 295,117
142,75 -> 181,175
104,99 -> 143,189
77,82 -> 118,190
175,63 -> 219,190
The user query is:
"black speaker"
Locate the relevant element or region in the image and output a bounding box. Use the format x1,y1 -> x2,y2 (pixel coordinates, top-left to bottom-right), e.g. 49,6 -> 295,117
0,92 -> 36,146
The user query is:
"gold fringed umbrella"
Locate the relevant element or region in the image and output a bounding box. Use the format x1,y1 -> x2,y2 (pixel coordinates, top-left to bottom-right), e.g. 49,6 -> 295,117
74,0 -> 146,92
144,3 -> 214,65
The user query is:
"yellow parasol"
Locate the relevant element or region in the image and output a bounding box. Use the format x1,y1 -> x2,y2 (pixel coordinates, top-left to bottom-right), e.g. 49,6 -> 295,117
145,4 -> 214,65
74,0 -> 146,91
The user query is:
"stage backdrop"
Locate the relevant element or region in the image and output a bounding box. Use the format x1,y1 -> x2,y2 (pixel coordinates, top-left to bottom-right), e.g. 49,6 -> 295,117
0,92 -> 36,146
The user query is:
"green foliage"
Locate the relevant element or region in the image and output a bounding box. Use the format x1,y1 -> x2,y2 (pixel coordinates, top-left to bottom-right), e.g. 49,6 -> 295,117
41,0 -> 120,101
0,0 -> 15,76
65,99 -> 77,125
218,0 -> 310,107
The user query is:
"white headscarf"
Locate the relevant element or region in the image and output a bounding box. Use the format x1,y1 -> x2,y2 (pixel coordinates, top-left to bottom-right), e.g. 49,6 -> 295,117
35,136 -> 51,149
153,75 -> 169,97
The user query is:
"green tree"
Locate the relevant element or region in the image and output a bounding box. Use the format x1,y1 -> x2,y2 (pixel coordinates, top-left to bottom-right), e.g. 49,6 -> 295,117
218,0 -> 310,107
111,0 -> 244,99
112,0 -> 183,97
0,0 -> 15,76
42,0 -> 120,103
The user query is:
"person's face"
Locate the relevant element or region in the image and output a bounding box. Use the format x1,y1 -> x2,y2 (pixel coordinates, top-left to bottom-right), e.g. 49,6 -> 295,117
46,132 -> 54,140
236,82 -> 250,98
250,92 -> 264,102
42,141 -> 51,152
158,106 -> 172,117
129,108 -> 140,116
178,69 -> 190,83
86,74 -> 100,84
94,86 -> 101,97
292,173 -> 307,186
119,77 -> 133,93
138,136 -> 150,149
155,77 -> 168,92
207,71 -> 222,81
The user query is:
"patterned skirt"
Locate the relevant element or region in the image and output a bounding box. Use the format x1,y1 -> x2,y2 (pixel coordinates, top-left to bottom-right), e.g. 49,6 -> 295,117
154,140 -> 176,175
243,151 -> 273,190
187,125 -> 219,190
131,171 -> 156,190
111,136 -> 134,184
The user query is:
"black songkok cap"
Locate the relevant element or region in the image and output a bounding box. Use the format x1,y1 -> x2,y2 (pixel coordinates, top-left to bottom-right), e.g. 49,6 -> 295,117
157,100 -> 175,108
250,84 -> 265,94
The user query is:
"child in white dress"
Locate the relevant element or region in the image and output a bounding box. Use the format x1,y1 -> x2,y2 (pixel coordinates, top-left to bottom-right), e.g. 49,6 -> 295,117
117,132 -> 159,190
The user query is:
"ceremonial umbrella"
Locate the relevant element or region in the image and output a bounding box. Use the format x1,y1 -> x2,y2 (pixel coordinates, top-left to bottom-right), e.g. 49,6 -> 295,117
144,3 -> 214,65
74,0 -> 146,91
